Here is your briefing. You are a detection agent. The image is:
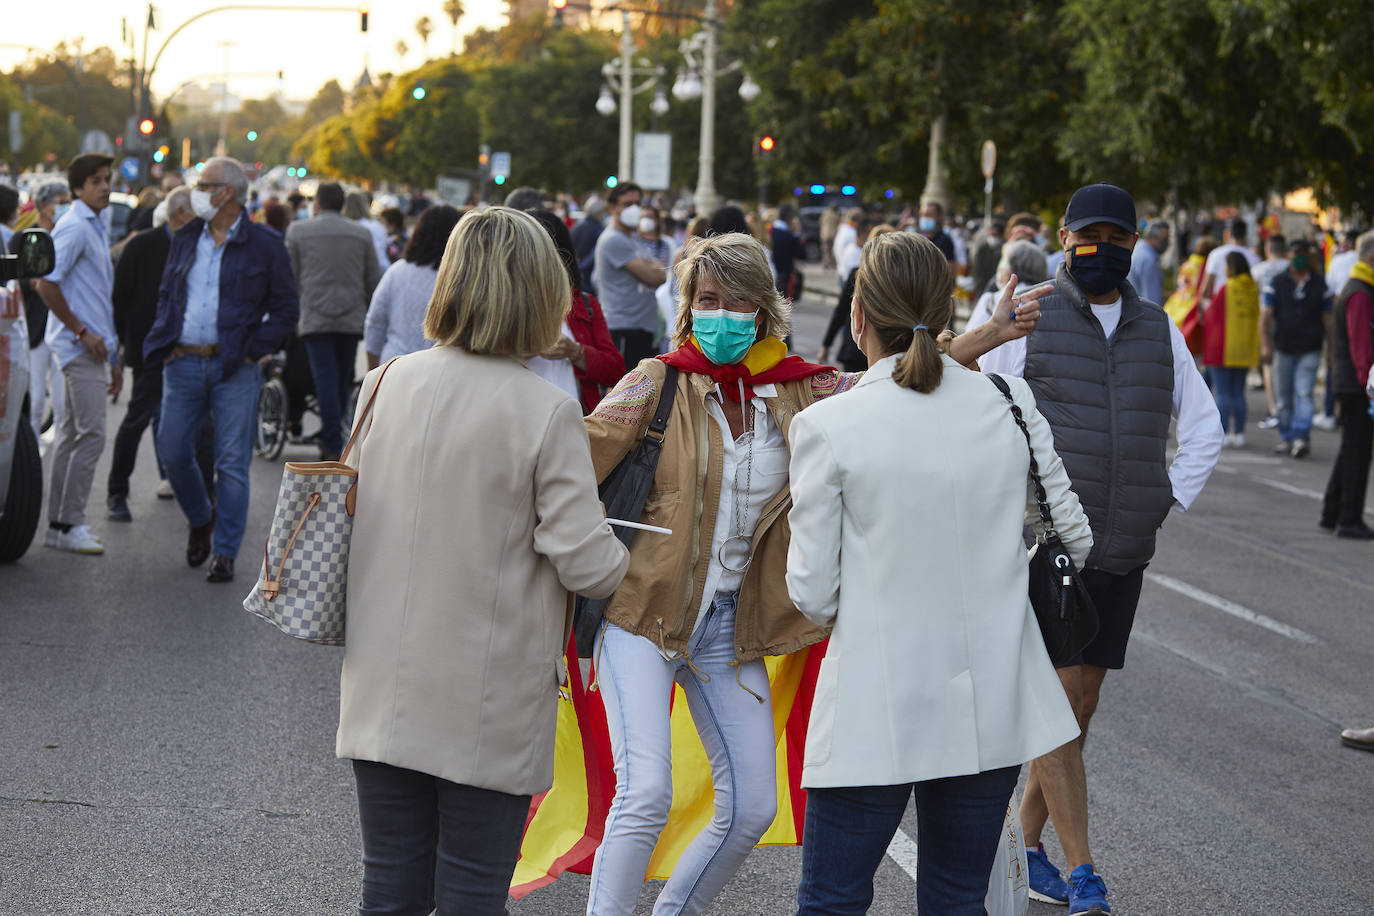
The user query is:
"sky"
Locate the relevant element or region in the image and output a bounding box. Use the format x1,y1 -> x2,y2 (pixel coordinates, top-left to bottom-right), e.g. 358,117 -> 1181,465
4,0 -> 511,102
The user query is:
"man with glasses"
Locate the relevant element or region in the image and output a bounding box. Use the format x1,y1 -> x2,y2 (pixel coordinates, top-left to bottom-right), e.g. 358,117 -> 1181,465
143,156 -> 299,583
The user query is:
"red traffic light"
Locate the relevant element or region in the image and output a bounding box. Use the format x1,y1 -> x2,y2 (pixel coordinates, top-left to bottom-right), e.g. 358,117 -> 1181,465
759,135 -> 775,152
360,4 -> 369,31
138,118 -> 156,136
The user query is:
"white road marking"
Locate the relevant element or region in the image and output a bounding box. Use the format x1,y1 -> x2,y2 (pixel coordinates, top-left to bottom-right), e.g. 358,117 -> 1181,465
1145,572 -> 1322,645
1210,465 -> 1374,512
886,827 -> 920,878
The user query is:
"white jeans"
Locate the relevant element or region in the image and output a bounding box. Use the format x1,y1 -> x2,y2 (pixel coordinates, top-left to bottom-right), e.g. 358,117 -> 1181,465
28,341 -> 65,437
586,596 -> 777,916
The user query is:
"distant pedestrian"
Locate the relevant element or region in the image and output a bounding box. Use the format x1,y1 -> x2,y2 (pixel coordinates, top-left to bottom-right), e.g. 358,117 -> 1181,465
14,180 -> 69,440
1320,229 -> 1374,538
819,203 -> 839,270
966,238 -> 1049,330
287,182 -> 382,460
1261,238 -> 1332,459
980,183 -> 1223,916
1128,220 -> 1170,305
143,156 -> 299,582
593,181 -> 667,368
34,153 -> 120,556
525,208 -> 625,413
379,207 -> 407,263
571,196 -> 607,293
1204,252 -> 1261,447
343,191 -> 391,273
363,204 -> 461,368
832,207 -> 862,286
968,217 -> 1006,297
915,200 -> 958,267
337,206 -> 630,916
770,204 -> 807,302
502,185 -> 546,211
1199,217 -> 1260,306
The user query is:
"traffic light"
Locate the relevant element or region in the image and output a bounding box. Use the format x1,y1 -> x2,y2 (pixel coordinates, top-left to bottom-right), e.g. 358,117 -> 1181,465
478,144 -> 490,168
553,0 -> 568,28
359,3 -> 369,32
412,86 -> 426,100
138,117 -> 156,137
758,135 -> 775,153
494,175 -> 506,186
246,130 -> 258,142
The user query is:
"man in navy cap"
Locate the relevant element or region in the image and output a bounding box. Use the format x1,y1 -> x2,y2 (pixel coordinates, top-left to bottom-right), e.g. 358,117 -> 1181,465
981,183 -> 1223,915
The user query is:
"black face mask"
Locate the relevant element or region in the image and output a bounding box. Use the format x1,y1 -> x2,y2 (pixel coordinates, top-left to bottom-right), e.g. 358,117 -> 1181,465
1066,242 -> 1133,296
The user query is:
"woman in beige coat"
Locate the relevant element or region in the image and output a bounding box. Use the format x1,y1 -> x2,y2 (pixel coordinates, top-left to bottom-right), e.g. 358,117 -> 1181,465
337,207 -> 631,916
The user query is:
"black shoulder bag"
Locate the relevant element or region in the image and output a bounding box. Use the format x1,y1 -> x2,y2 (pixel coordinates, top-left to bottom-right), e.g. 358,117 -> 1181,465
987,373 -> 1099,666
572,365 -> 680,658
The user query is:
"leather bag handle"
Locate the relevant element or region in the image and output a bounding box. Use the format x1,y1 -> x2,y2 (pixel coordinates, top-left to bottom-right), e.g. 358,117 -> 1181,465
340,356 -> 401,466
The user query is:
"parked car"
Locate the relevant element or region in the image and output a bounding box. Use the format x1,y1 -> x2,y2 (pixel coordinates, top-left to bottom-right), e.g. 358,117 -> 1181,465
0,229 -> 57,561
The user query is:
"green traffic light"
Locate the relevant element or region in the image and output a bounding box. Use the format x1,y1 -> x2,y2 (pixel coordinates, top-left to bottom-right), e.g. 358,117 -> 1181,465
412,87 -> 426,100
247,130 -> 258,142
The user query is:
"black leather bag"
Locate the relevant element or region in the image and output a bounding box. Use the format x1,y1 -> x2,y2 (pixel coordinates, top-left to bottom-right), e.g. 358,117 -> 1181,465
987,374 -> 1099,666
572,366 -> 680,658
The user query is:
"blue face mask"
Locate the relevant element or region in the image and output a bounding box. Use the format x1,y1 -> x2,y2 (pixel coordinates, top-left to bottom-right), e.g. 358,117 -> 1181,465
918,216 -> 938,233
691,308 -> 759,365
52,202 -> 72,222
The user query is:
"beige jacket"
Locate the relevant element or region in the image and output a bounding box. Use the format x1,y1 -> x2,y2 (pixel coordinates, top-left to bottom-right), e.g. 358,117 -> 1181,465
336,347 -> 631,796
584,357 -> 858,662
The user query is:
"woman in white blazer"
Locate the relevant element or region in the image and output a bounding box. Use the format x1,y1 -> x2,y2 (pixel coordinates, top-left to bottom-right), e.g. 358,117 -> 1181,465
337,208 -> 631,916
786,231 -> 1091,916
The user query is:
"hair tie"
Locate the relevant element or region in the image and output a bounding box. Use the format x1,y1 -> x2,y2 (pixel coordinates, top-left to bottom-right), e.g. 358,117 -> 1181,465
913,324 -> 928,334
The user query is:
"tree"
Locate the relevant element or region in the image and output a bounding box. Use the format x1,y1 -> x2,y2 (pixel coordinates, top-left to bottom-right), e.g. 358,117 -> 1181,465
442,0 -> 465,56
416,16 -> 435,59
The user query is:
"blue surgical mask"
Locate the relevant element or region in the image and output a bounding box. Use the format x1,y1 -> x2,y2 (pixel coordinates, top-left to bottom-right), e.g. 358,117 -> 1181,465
691,308 -> 759,365
918,216 -> 937,233
53,203 -> 72,222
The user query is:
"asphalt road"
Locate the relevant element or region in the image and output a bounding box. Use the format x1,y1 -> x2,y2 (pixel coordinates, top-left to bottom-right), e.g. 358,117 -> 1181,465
3,273 -> 1373,914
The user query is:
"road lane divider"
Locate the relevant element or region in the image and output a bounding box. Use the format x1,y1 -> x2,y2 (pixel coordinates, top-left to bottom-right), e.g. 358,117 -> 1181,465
1145,572 -> 1322,645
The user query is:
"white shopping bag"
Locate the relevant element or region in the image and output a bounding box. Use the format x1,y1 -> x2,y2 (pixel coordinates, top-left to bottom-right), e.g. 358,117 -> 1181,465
986,801 -> 1030,916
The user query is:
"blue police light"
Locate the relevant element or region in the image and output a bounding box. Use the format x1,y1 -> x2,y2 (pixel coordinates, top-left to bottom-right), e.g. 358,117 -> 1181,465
809,184 -> 826,195
606,176 -> 619,189
793,187 -> 804,197
412,87 -> 426,100
885,189 -> 895,199
841,184 -> 857,196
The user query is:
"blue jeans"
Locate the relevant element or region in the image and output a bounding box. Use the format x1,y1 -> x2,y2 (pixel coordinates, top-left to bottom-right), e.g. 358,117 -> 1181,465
157,354 -> 260,558
1208,366 -> 1249,435
302,332 -> 359,456
1273,350 -> 1322,443
352,760 -> 531,916
796,765 -> 1020,916
588,595 -> 777,915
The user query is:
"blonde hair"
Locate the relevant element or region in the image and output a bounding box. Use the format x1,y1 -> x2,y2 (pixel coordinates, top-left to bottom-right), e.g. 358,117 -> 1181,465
423,206 -> 569,356
671,232 -> 790,347
855,231 -> 955,393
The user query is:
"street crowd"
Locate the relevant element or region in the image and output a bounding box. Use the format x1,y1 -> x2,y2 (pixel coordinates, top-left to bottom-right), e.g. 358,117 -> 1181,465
9,148 -> 1374,916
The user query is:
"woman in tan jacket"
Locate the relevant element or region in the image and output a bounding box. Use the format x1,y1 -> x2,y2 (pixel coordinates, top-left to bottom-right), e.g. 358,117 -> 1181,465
337,207 -> 631,916
580,232 -> 1044,914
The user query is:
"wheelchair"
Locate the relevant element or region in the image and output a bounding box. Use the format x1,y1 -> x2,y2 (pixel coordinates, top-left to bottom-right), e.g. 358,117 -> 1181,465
254,339 -> 362,461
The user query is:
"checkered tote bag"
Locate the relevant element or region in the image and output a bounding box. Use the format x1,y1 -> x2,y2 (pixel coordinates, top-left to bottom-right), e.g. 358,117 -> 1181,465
242,358 -> 398,645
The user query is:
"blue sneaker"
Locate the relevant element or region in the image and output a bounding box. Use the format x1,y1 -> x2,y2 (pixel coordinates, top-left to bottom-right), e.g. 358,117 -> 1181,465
1026,846 -> 1070,904
1067,863 -> 1111,915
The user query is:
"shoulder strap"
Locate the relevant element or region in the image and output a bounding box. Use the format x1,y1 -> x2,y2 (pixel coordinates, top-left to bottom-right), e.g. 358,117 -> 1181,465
579,289 -> 594,322
643,365 -> 679,444
340,356 -> 400,465
987,373 -> 1056,537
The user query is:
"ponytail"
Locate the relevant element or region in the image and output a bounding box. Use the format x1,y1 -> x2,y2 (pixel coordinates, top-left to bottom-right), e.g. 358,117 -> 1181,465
892,325 -> 945,393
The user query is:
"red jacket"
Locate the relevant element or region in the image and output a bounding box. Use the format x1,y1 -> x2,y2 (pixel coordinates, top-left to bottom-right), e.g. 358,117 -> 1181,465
567,290 -> 625,412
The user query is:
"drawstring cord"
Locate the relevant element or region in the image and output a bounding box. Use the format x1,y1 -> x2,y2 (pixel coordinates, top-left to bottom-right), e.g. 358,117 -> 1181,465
589,622 -> 609,693
729,658 -> 766,704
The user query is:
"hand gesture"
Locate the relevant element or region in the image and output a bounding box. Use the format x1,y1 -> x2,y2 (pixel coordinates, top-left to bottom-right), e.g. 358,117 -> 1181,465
990,274 -> 1052,342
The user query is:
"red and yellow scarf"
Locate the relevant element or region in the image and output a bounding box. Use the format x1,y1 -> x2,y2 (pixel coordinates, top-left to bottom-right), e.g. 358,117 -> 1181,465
657,337 -> 830,402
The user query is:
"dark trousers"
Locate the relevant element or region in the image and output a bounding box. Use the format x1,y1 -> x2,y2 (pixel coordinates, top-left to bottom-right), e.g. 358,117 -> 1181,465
352,760 -> 531,916
1323,392 -> 1374,527
796,765 -> 1020,916
301,332 -> 359,457
609,328 -> 657,371
107,365 -> 214,500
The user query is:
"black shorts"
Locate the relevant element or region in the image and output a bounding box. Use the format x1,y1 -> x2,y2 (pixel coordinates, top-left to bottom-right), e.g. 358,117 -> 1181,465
1055,564 -> 1147,670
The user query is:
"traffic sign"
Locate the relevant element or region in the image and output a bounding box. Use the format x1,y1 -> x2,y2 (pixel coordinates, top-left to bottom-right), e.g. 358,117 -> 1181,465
633,133 -> 671,191
980,140 -> 997,179
8,111 -> 20,154
120,156 -> 140,181
491,151 -> 511,180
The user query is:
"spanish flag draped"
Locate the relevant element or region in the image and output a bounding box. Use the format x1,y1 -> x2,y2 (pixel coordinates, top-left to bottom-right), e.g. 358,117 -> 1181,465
1203,274 -> 1261,368
509,636 -> 825,899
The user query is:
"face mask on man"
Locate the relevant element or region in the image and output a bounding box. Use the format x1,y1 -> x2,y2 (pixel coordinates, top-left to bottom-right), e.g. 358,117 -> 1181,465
1291,253 -> 1311,273
639,217 -> 657,235
918,216 -> 937,233
191,188 -> 221,221
52,202 -> 72,222
691,308 -> 759,365
1066,242 -> 1133,296
618,203 -> 643,229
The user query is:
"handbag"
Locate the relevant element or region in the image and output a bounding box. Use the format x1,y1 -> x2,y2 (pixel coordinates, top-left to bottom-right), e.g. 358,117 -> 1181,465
571,365 -> 680,657
242,358 -> 399,646
987,373 -> 1099,666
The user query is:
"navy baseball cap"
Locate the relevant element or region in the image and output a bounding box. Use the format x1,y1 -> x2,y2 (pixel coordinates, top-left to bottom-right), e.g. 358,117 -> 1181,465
1064,183 -> 1137,234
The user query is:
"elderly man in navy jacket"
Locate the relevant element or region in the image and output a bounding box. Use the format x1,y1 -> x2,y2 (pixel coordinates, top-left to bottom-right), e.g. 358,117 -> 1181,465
144,156 -> 298,583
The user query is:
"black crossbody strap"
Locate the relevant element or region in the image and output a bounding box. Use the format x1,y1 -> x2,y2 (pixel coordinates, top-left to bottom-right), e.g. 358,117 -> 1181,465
643,365 -> 679,444
987,373 -> 1057,538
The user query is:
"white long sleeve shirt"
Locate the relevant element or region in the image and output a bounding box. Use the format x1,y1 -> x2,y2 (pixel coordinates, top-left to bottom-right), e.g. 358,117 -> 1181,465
978,297 -> 1223,510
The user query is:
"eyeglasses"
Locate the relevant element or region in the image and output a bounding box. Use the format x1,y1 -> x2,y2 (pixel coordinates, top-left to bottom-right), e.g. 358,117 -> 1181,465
195,181 -> 228,191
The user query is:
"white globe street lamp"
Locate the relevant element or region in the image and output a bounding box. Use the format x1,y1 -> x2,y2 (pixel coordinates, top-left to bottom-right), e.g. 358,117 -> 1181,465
738,73 -> 761,104
595,87 -> 617,117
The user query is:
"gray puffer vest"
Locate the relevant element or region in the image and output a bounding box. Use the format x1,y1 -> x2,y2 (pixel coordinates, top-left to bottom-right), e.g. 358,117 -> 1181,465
1024,266 -> 1175,575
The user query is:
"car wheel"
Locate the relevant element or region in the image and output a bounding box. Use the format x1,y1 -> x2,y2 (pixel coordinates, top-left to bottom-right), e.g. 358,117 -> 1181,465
0,417 -> 43,562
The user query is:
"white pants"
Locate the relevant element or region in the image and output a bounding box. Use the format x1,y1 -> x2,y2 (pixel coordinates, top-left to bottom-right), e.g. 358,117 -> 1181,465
586,596 -> 777,916
28,341 -> 65,437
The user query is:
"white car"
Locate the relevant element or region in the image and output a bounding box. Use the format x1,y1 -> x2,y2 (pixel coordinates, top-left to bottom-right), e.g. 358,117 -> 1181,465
0,229 -> 56,561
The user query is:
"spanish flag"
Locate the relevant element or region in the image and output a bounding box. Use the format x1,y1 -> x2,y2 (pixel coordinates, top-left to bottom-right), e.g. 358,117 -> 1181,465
510,636 -> 825,898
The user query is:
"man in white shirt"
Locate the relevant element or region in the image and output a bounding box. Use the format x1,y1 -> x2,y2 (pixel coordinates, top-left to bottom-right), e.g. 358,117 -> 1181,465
1199,216 -> 1260,305
980,183 -> 1223,916
831,208 -> 862,289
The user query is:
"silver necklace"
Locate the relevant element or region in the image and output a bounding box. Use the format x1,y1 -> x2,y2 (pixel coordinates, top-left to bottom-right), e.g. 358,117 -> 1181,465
717,388 -> 755,574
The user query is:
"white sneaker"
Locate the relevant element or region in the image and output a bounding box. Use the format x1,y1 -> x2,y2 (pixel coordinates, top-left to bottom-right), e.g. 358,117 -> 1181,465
43,527 -> 61,548
156,479 -> 175,500
1314,413 -> 1338,431
53,525 -> 104,555
1232,433 -> 1245,448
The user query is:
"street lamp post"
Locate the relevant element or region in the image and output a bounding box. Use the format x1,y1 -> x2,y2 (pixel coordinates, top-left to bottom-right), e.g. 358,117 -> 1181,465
617,11 -> 633,182
595,11 -> 667,185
